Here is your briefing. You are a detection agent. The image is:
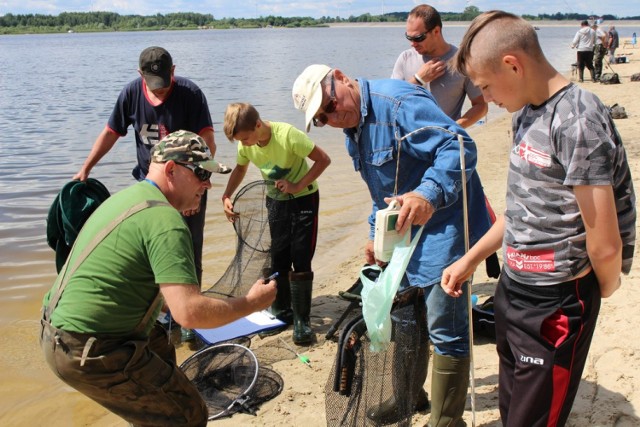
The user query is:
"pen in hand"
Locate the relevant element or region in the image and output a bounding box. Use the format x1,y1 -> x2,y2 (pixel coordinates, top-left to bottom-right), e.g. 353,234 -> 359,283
263,271 -> 279,284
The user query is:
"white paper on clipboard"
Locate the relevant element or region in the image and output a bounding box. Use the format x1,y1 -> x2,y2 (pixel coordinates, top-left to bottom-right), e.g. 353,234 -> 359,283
194,310 -> 286,345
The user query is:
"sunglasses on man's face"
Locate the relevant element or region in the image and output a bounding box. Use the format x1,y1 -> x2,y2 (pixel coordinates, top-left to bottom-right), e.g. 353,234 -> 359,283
176,162 -> 212,182
313,75 -> 337,128
405,31 -> 428,43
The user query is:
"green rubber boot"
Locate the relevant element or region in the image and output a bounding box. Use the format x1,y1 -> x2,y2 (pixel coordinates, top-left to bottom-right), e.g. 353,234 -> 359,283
428,354 -> 470,427
259,271 -> 292,338
290,271 -> 314,345
270,272 -> 293,324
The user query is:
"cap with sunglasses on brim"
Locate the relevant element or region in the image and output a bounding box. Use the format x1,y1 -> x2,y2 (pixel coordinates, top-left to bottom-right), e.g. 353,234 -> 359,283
292,64 -> 332,132
139,46 -> 173,90
151,130 -> 218,173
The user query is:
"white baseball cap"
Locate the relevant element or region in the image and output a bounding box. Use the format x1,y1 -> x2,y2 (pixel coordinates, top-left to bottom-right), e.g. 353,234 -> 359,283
292,64 -> 332,132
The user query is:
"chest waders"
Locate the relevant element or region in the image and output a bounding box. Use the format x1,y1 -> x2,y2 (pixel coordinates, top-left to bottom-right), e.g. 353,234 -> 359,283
41,200 -> 169,363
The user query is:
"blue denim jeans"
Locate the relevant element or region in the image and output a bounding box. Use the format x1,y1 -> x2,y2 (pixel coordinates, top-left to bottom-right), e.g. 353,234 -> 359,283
423,282 -> 470,357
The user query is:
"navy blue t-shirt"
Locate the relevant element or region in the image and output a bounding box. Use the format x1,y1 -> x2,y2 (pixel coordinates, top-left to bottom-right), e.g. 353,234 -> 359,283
107,76 -> 213,180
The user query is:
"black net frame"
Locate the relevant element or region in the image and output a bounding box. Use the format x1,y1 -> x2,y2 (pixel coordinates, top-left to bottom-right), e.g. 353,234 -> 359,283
204,180 -> 293,299
180,337 -> 284,420
325,287 -> 428,427
180,343 -> 258,420
183,181 -> 299,419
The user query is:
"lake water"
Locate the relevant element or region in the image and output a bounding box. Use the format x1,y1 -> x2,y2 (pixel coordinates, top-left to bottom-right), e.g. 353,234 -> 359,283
0,24 -> 577,425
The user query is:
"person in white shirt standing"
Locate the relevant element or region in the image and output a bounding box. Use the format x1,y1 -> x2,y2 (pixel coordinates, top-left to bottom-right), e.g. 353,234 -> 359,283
570,20 -> 596,83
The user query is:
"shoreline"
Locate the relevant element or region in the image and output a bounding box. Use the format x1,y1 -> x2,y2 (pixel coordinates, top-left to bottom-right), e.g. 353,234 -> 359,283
329,20 -> 640,28
3,20 -> 638,36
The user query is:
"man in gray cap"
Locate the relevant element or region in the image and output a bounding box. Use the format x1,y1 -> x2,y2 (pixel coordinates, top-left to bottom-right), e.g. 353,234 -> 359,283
293,65 -> 492,426
41,130 -> 276,427
74,46 -> 229,292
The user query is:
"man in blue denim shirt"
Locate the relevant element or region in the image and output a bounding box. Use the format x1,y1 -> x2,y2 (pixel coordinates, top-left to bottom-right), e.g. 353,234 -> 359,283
293,64 -> 492,426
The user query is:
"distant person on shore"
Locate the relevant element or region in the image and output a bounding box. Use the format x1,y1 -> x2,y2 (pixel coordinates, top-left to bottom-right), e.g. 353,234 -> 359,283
221,103 -> 331,345
633,32 -> 637,48
442,11 -> 636,427
391,3 -> 487,128
570,20 -> 596,83
607,25 -> 619,63
292,64 -> 492,426
41,130 -> 277,427
73,46 -> 229,291
592,23 -> 607,81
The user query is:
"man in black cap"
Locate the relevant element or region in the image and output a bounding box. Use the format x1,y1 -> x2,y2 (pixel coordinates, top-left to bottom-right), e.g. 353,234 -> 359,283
74,46 -> 228,292
42,130 -> 276,427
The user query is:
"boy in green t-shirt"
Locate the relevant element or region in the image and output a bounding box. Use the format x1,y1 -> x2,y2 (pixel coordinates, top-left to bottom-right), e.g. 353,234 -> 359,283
222,103 -> 331,344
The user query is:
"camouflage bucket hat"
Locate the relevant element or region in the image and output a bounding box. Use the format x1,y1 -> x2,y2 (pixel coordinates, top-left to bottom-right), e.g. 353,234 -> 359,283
151,130 -> 217,172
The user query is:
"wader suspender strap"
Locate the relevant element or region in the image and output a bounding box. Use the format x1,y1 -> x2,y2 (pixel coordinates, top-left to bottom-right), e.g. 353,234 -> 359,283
43,200 -> 171,334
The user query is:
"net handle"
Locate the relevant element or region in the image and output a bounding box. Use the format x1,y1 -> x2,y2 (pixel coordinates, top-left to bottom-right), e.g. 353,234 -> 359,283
179,342 -> 260,420
210,343 -> 259,420
458,134 -> 476,427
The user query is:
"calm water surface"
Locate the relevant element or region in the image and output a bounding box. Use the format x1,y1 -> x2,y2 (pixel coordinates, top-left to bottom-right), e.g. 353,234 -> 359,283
0,25 -> 576,424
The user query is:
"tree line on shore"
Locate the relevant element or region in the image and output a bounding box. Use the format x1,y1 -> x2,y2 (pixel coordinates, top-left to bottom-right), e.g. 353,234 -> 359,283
1,8 -> 638,35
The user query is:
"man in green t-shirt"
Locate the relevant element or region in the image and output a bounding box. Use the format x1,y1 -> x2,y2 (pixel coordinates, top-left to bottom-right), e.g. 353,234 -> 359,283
40,130 -> 276,427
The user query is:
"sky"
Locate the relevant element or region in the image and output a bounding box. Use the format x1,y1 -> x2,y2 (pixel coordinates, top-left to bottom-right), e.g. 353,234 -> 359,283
0,0 -> 638,20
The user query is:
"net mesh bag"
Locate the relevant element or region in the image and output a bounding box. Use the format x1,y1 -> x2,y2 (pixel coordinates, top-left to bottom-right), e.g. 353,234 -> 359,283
325,287 -> 428,427
204,180 -> 292,298
180,336 -> 284,420
184,181 -> 295,419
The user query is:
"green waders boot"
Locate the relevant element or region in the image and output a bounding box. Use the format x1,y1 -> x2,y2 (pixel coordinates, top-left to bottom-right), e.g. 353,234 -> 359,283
259,271 -> 292,338
428,354 -> 470,427
270,272 -> 293,324
290,271 -> 314,345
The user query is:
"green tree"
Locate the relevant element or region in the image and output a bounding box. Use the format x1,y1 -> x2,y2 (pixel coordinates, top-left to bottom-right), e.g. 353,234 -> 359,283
461,6 -> 481,21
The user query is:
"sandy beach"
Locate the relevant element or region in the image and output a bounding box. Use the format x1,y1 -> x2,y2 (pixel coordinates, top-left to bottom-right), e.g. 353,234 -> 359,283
3,45 -> 639,427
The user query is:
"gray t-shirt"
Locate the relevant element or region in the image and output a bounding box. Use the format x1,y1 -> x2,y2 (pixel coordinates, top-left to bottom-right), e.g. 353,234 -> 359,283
391,44 -> 481,121
505,83 -> 635,285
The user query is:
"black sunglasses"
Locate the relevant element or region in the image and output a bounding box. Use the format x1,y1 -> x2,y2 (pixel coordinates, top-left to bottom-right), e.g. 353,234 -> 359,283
405,31 -> 428,43
176,162 -> 212,182
313,75 -> 337,127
